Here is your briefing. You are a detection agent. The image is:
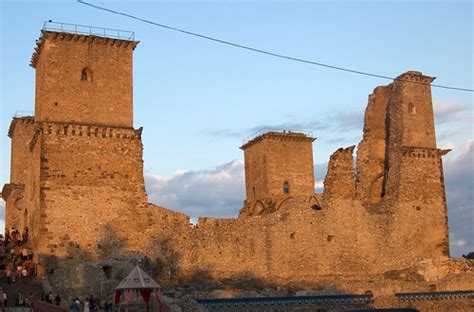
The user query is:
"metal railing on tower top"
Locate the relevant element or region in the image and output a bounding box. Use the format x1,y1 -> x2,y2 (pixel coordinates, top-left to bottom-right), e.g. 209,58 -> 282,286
42,20 -> 135,40
13,110 -> 34,117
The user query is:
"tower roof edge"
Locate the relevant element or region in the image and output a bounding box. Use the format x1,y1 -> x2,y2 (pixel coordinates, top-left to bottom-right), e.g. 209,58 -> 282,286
240,130 -> 316,150
30,26 -> 140,68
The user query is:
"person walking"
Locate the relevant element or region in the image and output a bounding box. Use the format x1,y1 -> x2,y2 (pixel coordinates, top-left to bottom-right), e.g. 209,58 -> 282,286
54,294 -> 61,306
83,298 -> 90,312
70,298 -> 80,311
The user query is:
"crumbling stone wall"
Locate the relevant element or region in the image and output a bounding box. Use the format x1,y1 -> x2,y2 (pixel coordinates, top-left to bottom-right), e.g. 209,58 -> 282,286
323,146 -> 356,203
356,86 -> 389,207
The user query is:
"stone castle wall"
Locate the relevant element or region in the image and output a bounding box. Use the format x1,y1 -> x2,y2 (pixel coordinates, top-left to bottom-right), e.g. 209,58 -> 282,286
4,71 -> 455,287
35,121 -> 150,257
3,26 -> 467,301
3,117 -> 40,235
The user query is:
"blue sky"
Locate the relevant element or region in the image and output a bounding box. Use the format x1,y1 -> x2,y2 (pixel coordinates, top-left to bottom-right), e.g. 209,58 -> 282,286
0,1 -> 472,256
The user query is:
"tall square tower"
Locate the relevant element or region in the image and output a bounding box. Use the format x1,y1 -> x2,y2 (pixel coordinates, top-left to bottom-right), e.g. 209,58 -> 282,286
31,26 -> 139,127
3,23 -> 149,262
239,131 -> 316,216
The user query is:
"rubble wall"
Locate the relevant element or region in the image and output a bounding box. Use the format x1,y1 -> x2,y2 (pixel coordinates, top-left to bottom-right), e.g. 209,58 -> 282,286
143,194 -> 378,286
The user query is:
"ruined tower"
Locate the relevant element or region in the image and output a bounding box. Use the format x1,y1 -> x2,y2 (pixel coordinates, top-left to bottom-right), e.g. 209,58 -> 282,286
239,131 -> 317,216
384,72 -> 451,258
2,24 -> 152,265
356,71 -> 451,258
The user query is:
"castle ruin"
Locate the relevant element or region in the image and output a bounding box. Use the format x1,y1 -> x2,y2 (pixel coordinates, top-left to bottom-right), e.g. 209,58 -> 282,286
2,25 -> 473,310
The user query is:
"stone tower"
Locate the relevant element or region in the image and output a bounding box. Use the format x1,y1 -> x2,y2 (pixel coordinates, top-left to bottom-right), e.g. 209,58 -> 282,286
385,72 -> 450,258
239,131 -> 316,216
2,26 -> 151,266
356,71 -> 451,259
31,30 -> 137,127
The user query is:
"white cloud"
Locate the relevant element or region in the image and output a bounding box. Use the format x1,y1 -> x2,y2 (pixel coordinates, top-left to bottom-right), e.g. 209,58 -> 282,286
145,160 -> 245,218
451,239 -> 467,247
444,140 -> 474,257
145,160 -> 331,218
433,100 -> 470,124
314,181 -> 324,189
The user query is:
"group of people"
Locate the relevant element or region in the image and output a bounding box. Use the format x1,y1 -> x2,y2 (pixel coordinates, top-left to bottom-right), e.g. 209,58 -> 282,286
70,295 -> 113,312
1,229 -> 115,312
4,227 -> 29,246
1,289 -> 36,308
1,228 -> 38,309
42,291 -> 62,306
13,289 -> 35,307
2,227 -> 36,283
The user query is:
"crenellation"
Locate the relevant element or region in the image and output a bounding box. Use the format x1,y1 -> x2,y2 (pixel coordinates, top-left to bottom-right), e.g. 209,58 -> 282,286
31,30 -> 139,68
395,71 -> 436,84
8,116 -> 35,138
40,121 -> 141,140
399,146 -> 448,159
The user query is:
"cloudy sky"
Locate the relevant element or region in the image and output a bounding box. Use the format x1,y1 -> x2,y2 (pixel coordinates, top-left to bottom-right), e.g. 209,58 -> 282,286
0,1 -> 472,257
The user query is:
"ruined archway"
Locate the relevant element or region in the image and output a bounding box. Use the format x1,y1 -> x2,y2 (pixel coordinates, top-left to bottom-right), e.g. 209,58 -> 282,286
277,197 -> 293,211
253,200 -> 265,215
308,195 -> 322,206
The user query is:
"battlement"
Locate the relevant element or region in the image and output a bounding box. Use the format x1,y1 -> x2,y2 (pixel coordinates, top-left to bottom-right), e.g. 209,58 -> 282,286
394,71 -> 435,84
40,121 -> 143,140
400,146 -> 451,158
31,21 -> 138,68
1,183 -> 25,201
8,116 -> 35,138
240,130 -> 315,150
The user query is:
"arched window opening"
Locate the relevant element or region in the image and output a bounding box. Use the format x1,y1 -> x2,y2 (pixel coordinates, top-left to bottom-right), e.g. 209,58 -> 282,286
408,102 -> 416,114
252,186 -> 256,198
283,181 -> 290,194
81,68 -> 88,81
81,67 -> 92,82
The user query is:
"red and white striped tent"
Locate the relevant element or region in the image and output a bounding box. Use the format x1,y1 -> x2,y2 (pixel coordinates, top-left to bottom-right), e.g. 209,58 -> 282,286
114,265 -> 163,312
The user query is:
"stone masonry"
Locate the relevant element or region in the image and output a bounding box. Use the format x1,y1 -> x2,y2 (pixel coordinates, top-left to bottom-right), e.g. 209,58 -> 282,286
2,27 -> 472,305
239,131 -> 317,216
